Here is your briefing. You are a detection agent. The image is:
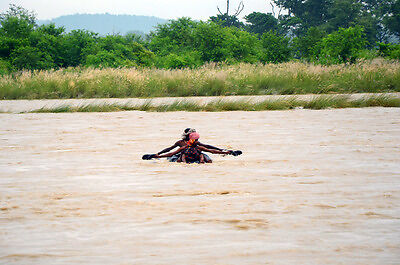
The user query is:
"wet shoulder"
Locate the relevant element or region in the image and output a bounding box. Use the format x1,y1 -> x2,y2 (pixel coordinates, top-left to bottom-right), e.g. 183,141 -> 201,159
176,140 -> 187,146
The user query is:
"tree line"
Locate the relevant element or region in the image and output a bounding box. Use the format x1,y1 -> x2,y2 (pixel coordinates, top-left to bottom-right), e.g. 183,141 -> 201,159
0,1 -> 399,73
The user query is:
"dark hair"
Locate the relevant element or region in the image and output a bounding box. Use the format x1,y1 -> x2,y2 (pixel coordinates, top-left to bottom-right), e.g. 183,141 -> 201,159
184,128 -> 191,133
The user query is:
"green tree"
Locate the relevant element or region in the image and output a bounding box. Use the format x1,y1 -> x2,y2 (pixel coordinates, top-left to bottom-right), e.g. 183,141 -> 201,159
273,0 -> 332,32
325,0 -> 362,31
84,35 -> 154,67
37,23 -> 64,37
149,18 -> 262,66
61,30 -> 97,67
192,22 -> 233,62
260,31 -> 292,63
30,24 -> 66,67
292,27 -> 325,60
244,12 -> 279,35
149,17 -> 197,56
377,42 -> 400,59
0,58 -> 12,74
0,5 -> 36,59
155,51 -> 202,69
0,5 -> 67,70
316,26 -> 367,64
11,46 -> 53,70
0,5 -> 58,70
277,15 -> 304,36
273,0 -> 394,43
85,50 -> 128,68
210,0 -> 245,28
326,0 -> 392,45
384,0 -> 400,37
210,14 -> 244,28
228,27 -> 262,63
0,4 -> 36,38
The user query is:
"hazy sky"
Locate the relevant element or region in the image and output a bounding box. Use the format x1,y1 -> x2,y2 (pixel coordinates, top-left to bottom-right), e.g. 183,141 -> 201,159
1,0 -> 276,20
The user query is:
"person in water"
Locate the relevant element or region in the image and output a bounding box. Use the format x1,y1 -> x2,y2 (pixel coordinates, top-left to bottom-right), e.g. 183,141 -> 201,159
156,128 -> 226,162
142,128 -> 242,162
155,132 -> 231,163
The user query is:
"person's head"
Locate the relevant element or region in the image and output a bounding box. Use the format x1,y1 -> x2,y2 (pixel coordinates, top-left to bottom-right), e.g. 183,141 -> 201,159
182,128 -> 196,140
188,132 -> 200,145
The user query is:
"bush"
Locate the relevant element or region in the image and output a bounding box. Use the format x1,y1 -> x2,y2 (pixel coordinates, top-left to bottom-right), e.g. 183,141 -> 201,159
378,43 -> 400,60
292,27 -> 325,60
61,30 -> 98,67
85,51 -> 135,68
260,31 -> 291,63
315,26 -> 367,65
83,36 -> 154,68
148,17 -> 197,56
0,59 -> 12,75
155,51 -> 202,69
11,46 -> 54,70
150,19 -> 262,65
357,49 -> 378,60
229,28 -> 261,63
192,22 -> 233,62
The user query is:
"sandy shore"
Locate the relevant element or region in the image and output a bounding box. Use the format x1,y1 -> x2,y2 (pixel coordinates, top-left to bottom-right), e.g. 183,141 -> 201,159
1,108 -> 400,264
1,93 -> 400,113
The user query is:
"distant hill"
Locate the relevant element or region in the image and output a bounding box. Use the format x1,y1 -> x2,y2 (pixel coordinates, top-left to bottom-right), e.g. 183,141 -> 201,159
38,13 -> 168,36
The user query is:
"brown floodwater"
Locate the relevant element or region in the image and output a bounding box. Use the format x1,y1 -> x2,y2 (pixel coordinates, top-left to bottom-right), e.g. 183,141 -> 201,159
0,108 -> 399,264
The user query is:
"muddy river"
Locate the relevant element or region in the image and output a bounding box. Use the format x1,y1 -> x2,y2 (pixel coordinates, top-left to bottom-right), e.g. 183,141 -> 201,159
1,108 -> 399,264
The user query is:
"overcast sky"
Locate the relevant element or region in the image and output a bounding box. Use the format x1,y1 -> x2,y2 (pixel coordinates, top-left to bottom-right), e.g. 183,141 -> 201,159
1,0 -> 276,20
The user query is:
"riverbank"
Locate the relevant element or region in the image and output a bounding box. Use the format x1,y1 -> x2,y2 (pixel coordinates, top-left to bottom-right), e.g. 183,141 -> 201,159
1,93 -> 400,113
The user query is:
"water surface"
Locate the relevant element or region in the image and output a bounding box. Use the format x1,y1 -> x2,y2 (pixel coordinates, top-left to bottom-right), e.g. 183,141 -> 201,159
1,108 -> 399,264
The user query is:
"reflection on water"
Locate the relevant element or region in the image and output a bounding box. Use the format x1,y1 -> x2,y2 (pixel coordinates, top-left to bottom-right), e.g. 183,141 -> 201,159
1,108 -> 400,264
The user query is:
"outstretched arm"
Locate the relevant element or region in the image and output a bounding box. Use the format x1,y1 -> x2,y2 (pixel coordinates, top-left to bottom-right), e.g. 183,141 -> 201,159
156,146 -> 186,158
198,142 -> 223,151
157,142 -> 179,155
198,146 -> 230,155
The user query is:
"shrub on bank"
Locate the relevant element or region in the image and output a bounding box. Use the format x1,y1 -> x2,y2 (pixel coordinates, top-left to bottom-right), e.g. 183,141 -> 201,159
315,26 -> 367,65
378,43 -> 400,60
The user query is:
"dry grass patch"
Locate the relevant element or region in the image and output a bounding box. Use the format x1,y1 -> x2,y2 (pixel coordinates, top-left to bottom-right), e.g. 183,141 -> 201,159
1,60 -> 400,100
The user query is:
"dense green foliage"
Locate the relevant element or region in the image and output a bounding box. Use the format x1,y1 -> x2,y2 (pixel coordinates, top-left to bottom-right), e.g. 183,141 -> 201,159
317,26 -> 367,64
0,2 -> 399,74
378,42 -> 400,59
0,5 -> 154,72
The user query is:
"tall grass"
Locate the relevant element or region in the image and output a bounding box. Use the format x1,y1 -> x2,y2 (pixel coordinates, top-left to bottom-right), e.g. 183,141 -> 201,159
1,59 -> 400,100
29,95 -> 400,113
